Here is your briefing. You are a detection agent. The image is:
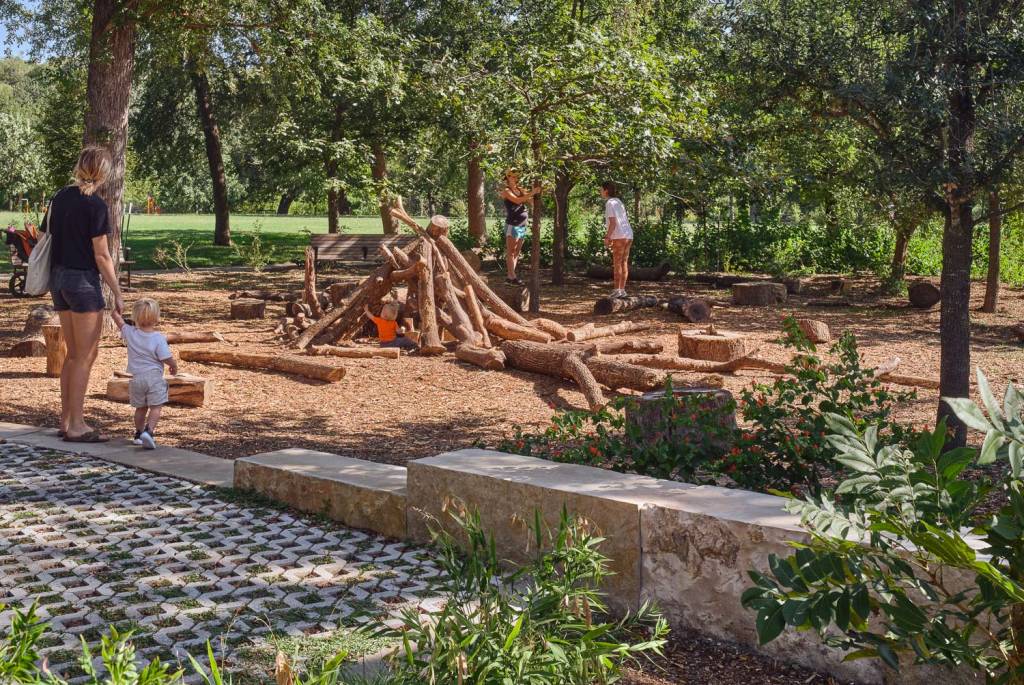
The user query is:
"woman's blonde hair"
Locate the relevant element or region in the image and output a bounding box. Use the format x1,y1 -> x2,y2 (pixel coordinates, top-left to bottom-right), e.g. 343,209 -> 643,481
132,298 -> 160,328
72,146 -> 112,196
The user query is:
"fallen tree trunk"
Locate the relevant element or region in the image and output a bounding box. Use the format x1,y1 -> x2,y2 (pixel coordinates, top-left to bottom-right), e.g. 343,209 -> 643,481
566,321 -> 649,342
594,294 -> 659,315
106,374 -> 209,407
562,354 -> 605,411
485,314 -> 552,343
309,345 -> 401,359
585,357 -> 663,392
230,290 -> 299,302
594,339 -> 663,355
501,340 -> 604,410
165,331 -> 228,345
531,318 -> 568,341
455,344 -> 506,370
663,296 -> 712,323
585,262 -> 670,281
179,349 -> 346,382
462,285 -> 492,348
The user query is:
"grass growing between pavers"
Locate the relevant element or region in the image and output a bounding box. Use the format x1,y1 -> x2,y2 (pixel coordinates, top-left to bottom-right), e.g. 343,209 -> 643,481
230,630 -> 394,685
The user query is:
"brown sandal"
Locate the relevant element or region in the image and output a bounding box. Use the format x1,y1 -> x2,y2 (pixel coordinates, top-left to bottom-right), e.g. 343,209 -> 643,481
63,431 -> 109,443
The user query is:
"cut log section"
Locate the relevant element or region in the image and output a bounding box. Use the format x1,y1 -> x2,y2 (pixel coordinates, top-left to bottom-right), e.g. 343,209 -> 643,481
492,281 -> 530,314
531,318 -> 568,341
676,327 -> 750,363
7,335 -> 45,358
593,295 -> 659,316
309,345 -> 401,359
796,319 -> 831,343
165,332 -> 229,345
455,344 -> 506,370
484,315 -> 551,343
230,290 -> 299,302
501,340 -> 604,410
327,282 -> 358,307
230,299 -> 266,320
416,242 -> 446,355
566,321 -> 649,342
593,339 -> 663,355
462,285 -> 492,348
106,374 -> 210,407
178,349 -> 346,383
303,246 -> 323,318
42,324 -> 66,377
585,262 -> 670,281
732,282 -> 787,306
585,357 -> 663,391
23,305 -> 58,335
663,296 -> 712,323
908,281 -> 940,309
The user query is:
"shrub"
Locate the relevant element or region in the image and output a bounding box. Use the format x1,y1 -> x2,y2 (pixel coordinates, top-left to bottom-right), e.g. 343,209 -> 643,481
152,240 -> 193,274
716,318 -> 918,496
742,372 -> 1024,682
496,380 -> 736,483
379,502 -> 668,684
231,222 -> 278,272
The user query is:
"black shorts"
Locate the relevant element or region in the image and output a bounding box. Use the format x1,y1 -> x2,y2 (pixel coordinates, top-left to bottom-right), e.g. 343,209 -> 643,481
51,265 -> 105,313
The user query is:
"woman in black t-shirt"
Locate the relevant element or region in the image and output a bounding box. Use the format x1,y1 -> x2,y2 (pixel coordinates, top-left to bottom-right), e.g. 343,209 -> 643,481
49,146 -> 124,443
498,170 -> 538,285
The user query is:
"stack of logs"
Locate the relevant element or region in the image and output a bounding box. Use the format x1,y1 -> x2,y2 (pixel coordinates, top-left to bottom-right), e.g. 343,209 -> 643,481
258,208 -> 722,410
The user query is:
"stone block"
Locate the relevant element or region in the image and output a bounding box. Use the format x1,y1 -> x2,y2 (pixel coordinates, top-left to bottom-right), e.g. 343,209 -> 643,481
407,449 -> 698,614
235,449 -> 407,539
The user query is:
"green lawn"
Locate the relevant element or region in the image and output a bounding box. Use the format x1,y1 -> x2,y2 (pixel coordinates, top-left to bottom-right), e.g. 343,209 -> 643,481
2,212 -> 394,269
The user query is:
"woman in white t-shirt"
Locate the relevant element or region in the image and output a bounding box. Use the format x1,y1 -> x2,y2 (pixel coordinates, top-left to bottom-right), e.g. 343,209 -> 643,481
601,181 -> 633,297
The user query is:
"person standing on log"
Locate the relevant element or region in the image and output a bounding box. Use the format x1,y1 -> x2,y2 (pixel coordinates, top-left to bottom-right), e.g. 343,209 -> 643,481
48,147 -> 124,443
499,170 -> 537,285
601,181 -> 633,298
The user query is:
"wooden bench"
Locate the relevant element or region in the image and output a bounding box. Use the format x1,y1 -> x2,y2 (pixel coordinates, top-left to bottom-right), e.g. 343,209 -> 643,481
310,234 -> 416,265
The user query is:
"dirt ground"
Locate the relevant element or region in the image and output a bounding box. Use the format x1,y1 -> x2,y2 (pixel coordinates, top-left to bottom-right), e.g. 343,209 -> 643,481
1,266 -> 1021,463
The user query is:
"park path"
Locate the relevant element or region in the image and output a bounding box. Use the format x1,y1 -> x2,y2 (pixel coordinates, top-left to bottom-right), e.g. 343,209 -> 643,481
0,440 -> 441,679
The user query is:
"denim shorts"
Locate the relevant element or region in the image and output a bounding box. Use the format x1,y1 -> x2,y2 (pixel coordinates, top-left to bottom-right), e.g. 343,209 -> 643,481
505,223 -> 528,240
51,265 -> 105,313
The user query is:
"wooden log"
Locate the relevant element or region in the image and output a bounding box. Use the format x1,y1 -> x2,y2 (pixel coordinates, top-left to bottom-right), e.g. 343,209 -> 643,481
678,328 -> 751,362
593,294 -> 659,315
830,278 -> 850,296
805,298 -> 852,308
106,374 -> 209,407
416,238 -> 445,355
566,321 -> 649,343
783,277 -> 808,295
303,246 -> 323,318
327,282 -> 357,307
492,281 -> 530,314
664,296 -> 712,323
42,324 -> 66,377
1013,324 -> 1024,342
165,331 -> 229,345
231,299 -> 266,320
484,314 -> 552,343
875,372 -> 940,390
796,319 -> 831,343
585,357 -> 663,391
732,282 -> 787,305
562,353 -> 606,411
435,233 -> 532,326
390,257 -> 424,282
909,281 -> 940,309
178,349 -> 346,382
313,262 -> 402,347
230,290 -> 299,302
462,285 -> 492,348
531,318 -> 568,341
434,247 -> 480,346
309,344 -> 401,359
24,305 -> 58,334
454,344 -> 506,370
585,262 -> 670,281
595,339 -> 663,355
7,335 -> 45,358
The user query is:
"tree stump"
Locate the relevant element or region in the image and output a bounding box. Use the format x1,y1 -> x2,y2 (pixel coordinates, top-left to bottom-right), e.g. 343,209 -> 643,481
783,277 -> 807,295
664,296 -> 712,322
678,328 -> 750,362
24,305 -> 58,335
42,324 -> 66,377
625,387 -> 737,459
908,281 -> 940,309
796,318 -> 831,343
7,335 -> 45,358
230,299 -> 266,320
731,282 -> 787,305
830,278 -> 850,296
492,281 -> 530,313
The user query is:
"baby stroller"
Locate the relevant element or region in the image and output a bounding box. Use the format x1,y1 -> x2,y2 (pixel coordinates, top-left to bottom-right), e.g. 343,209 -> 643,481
5,223 -> 39,296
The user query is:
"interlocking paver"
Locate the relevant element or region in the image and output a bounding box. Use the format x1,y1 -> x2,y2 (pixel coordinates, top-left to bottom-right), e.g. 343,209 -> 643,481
0,440 -> 442,679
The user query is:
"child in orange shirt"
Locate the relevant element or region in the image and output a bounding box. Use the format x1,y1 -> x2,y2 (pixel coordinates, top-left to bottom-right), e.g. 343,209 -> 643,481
364,300 -> 417,350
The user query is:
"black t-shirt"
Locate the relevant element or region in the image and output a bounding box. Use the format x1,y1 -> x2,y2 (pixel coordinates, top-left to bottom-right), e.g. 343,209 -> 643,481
47,186 -> 111,271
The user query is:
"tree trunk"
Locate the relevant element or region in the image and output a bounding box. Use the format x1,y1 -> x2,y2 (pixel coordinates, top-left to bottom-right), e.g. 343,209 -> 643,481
938,0 -> 976,449
337,188 -> 351,215
83,0 -> 136,272
982,188 -> 1001,313
466,144 -> 487,248
326,166 -> 340,234
552,170 -> 572,286
188,56 -> 230,246
889,224 -> 912,285
277,192 -> 294,215
178,349 -> 345,383
372,142 -> 397,235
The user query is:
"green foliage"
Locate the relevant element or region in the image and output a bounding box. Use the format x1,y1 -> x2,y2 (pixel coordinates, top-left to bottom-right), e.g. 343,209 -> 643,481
231,223 -> 279,271
719,318 -> 918,495
151,240 -> 194,274
742,372 -> 1024,682
379,503 -> 668,684
497,380 -> 736,483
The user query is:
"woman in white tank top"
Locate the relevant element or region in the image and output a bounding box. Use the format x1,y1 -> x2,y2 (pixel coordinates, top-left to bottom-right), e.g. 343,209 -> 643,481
601,181 -> 633,297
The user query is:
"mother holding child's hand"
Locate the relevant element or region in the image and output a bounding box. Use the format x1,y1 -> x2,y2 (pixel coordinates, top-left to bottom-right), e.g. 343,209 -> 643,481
49,146 -> 124,443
